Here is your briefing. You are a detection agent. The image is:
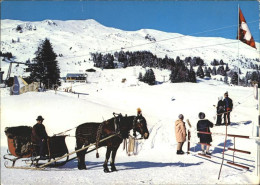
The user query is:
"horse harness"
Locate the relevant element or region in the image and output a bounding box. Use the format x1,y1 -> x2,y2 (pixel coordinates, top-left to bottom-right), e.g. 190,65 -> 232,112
95,113 -> 145,158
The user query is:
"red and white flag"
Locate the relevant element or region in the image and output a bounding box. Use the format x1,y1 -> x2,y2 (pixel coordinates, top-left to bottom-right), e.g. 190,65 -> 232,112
237,8 -> 256,49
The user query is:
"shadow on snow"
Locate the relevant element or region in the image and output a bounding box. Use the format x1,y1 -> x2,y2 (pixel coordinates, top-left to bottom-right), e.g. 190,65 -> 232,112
60,159 -> 203,170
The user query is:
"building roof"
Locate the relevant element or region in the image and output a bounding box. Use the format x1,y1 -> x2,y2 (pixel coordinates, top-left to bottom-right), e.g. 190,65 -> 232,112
66,73 -> 85,78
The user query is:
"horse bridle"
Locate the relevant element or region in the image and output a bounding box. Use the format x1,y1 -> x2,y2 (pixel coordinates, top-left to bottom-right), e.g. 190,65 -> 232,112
133,117 -> 147,139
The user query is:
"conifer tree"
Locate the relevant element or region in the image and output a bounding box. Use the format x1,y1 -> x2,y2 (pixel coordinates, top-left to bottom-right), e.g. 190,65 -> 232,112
196,65 -> 204,78
225,64 -> 230,71
212,66 -> 217,75
138,72 -> 143,81
224,75 -> 228,84
231,72 -> 238,85
143,69 -> 156,85
188,67 -> 196,83
29,38 -> 60,88
205,67 -> 211,78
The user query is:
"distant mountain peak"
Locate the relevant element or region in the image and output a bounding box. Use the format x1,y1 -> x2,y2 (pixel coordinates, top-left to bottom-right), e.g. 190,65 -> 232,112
42,20 -> 57,26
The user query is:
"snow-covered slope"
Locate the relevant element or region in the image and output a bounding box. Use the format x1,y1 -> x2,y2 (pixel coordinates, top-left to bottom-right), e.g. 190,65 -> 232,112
1,66 -> 259,184
1,19 -> 259,79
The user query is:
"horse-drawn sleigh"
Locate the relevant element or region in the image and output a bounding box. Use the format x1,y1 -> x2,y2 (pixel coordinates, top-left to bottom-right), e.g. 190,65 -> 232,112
4,126 -> 69,169
3,113 -> 149,172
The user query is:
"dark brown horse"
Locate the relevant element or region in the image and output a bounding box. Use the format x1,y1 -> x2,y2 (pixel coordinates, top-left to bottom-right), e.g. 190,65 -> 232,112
75,114 -> 149,172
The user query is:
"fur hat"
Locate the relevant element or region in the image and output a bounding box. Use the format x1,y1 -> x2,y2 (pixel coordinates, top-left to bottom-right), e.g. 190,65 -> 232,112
198,112 -> 205,119
36,115 -> 44,121
178,114 -> 184,120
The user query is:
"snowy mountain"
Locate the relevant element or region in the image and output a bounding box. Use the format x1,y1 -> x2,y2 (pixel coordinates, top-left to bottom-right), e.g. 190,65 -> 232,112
1,19 -> 259,79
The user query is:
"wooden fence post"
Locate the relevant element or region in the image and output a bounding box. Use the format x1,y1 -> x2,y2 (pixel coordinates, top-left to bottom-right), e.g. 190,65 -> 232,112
187,130 -> 191,154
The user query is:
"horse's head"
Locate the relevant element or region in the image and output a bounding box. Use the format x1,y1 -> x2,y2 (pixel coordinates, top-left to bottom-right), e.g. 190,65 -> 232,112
133,117 -> 149,139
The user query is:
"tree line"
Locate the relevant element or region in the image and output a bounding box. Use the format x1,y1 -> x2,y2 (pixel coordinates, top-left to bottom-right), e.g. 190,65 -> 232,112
91,51 -> 260,86
2,41 -> 259,87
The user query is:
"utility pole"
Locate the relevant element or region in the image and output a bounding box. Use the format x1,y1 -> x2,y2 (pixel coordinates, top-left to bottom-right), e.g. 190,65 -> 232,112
237,4 -> 240,86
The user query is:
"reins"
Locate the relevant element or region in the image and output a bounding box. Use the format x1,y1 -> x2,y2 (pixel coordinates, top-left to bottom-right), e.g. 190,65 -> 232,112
53,126 -> 78,136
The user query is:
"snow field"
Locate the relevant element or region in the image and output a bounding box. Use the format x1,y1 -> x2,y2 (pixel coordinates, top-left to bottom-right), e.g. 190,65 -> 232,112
1,66 -> 259,184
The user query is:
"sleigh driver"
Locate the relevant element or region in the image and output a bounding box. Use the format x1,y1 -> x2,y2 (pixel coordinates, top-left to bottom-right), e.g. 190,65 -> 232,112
31,116 -> 49,159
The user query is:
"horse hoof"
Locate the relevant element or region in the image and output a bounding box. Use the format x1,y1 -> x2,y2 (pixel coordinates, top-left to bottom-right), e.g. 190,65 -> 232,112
111,168 -> 117,172
78,165 -> 87,170
104,168 -> 110,173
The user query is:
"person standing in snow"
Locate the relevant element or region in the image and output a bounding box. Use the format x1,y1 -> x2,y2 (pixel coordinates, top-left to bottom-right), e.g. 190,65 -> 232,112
175,114 -> 186,155
197,112 -> 213,155
31,116 -> 49,159
216,96 -> 225,126
223,92 -> 233,125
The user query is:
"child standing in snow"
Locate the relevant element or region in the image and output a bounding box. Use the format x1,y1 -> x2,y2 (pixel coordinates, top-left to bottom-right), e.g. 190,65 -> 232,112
216,96 -> 225,126
197,112 -> 213,155
175,114 -> 187,155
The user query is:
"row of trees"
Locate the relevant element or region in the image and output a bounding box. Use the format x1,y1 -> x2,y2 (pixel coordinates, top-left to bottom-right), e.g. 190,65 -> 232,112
0,51 -> 13,59
92,51 -> 205,70
195,65 -> 230,78
92,51 -> 234,73
91,50 -> 260,86
3,41 -> 259,87
139,69 -> 156,85
170,61 -> 196,83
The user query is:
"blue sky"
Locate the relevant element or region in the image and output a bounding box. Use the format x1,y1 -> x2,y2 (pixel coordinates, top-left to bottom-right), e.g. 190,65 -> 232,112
1,1 -> 259,42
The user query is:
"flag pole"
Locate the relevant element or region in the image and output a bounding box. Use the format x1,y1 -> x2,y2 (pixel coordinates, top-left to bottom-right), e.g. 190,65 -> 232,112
237,4 -> 240,85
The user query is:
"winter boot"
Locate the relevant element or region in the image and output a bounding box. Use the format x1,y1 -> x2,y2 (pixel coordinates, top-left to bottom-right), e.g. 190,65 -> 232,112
177,150 -> 184,155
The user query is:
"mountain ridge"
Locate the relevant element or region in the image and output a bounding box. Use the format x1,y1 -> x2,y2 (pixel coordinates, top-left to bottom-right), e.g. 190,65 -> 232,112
1,19 -> 259,78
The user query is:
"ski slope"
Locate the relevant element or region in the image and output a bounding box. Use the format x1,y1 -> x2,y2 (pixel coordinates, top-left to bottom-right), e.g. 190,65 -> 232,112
1,66 -> 259,184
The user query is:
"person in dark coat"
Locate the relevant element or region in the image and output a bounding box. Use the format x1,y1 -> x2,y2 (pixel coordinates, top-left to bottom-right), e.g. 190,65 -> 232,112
216,96 -> 225,126
32,116 -> 48,159
223,92 -> 233,125
197,112 -> 213,155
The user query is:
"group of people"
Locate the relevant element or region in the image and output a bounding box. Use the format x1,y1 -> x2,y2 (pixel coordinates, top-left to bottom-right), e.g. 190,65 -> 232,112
216,92 -> 233,126
175,112 -> 213,155
175,91 -> 233,155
